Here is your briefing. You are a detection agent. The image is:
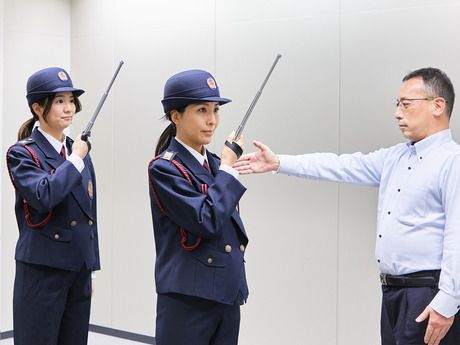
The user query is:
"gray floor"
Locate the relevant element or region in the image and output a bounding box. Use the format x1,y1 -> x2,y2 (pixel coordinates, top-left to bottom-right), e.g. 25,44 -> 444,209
0,332 -> 149,344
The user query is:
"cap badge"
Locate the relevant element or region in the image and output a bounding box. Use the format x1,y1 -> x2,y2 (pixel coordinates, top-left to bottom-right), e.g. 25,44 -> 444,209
207,77 -> 217,90
58,71 -> 68,81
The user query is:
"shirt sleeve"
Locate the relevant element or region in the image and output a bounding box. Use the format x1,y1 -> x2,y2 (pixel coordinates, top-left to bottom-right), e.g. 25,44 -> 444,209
219,164 -> 239,180
278,149 -> 388,186
68,153 -> 85,173
430,154 -> 460,317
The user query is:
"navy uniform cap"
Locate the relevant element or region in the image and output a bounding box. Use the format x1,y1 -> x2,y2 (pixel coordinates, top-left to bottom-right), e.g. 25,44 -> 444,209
161,69 -> 231,113
26,67 -> 84,106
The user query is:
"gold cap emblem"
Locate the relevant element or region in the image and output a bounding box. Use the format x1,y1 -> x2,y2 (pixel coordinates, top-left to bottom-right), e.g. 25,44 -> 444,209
58,71 -> 68,81
207,77 -> 217,90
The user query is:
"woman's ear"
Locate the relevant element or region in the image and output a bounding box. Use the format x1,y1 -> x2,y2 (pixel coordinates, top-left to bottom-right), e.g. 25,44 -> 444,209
31,103 -> 43,118
170,110 -> 180,125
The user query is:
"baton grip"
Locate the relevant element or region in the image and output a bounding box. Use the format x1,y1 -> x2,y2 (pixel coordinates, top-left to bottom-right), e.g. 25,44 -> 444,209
80,134 -> 92,153
225,140 -> 243,159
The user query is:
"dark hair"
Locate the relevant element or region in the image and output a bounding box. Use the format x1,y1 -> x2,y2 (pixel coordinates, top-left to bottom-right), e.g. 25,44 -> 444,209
18,92 -> 82,140
403,67 -> 455,118
155,106 -> 185,155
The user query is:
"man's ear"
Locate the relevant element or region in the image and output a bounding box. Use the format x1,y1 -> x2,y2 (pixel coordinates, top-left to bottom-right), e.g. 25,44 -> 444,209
433,97 -> 446,118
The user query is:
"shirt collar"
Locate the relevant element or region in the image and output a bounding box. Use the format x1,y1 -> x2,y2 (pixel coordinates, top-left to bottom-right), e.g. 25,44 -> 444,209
174,137 -> 208,165
37,127 -> 67,154
406,129 -> 452,158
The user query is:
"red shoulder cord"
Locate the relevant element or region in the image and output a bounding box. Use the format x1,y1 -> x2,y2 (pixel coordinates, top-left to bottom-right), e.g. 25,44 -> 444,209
148,156 -> 206,251
6,145 -> 52,228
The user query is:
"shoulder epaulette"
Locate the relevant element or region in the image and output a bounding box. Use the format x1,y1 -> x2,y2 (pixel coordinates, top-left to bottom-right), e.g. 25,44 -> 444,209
17,137 -> 35,146
161,150 -> 177,161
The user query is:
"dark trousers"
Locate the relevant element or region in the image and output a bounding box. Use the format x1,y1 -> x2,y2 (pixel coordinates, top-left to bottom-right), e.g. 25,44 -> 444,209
13,261 -> 92,345
381,286 -> 460,345
155,293 -> 241,345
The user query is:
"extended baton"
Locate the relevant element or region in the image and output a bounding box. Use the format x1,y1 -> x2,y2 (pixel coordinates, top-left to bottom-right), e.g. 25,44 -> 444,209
81,60 -> 124,143
225,54 -> 282,158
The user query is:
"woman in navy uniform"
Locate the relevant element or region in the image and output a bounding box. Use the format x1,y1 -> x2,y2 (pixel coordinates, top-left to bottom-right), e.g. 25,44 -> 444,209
6,67 -> 99,345
148,70 -> 249,345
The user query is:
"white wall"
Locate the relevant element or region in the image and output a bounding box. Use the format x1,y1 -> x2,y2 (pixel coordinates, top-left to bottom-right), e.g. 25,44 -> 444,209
2,0 -> 460,344
0,0 -> 5,333
0,0 -> 72,333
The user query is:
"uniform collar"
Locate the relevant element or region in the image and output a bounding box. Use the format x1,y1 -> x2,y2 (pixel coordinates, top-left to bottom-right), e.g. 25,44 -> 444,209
407,129 -> 452,158
37,126 -> 67,155
174,136 -> 209,165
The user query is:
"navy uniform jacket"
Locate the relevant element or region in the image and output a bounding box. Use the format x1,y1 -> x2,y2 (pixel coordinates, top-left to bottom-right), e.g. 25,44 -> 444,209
6,128 -> 100,271
148,138 -> 249,305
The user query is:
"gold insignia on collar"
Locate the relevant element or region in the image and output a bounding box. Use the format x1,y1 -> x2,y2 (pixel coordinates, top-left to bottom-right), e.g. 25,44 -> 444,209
163,151 -> 173,161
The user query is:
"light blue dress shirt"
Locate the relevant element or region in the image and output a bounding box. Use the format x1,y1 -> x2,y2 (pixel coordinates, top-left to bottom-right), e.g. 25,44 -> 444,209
279,129 -> 460,317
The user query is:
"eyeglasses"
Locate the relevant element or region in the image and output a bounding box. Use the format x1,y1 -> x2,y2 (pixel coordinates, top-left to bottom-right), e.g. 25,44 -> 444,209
395,97 -> 439,110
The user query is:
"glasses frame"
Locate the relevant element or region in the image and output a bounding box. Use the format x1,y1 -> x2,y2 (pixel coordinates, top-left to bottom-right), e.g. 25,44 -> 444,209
395,97 -> 446,110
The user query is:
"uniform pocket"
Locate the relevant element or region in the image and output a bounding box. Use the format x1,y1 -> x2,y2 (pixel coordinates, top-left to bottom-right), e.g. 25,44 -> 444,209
191,247 -> 227,268
40,225 -> 73,242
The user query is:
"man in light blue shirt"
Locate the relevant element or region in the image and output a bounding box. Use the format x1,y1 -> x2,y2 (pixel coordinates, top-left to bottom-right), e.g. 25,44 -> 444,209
234,68 -> 460,345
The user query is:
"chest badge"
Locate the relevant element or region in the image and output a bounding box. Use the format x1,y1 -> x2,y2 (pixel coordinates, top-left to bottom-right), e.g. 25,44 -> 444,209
88,180 -> 94,199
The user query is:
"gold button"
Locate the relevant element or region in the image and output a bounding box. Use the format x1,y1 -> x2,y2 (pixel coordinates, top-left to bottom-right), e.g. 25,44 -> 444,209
225,245 -> 232,253
70,220 -> 77,227
88,220 -> 93,225
207,257 -> 213,264
240,244 -> 245,252
54,233 -> 60,240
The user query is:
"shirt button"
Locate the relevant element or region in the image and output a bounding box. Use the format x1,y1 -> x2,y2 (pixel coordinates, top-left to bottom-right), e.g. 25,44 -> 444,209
207,257 -> 213,264
70,220 -> 77,227
397,189 -> 401,192
54,233 -> 60,240
408,167 -> 412,170
225,245 -> 232,253
88,220 -> 93,226
240,244 -> 245,252
379,234 -> 382,238
387,211 -> 391,215
377,259 -> 381,263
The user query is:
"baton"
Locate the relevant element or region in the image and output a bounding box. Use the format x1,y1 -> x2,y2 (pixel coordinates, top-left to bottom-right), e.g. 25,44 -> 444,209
225,54 -> 282,158
81,60 -> 124,143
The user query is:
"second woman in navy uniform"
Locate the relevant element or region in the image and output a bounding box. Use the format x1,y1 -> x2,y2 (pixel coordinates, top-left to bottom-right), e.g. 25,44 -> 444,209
148,69 -> 248,345
6,67 -> 99,345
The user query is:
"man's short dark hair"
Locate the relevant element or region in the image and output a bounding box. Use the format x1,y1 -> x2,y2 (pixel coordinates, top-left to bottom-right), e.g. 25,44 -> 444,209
403,67 -> 455,118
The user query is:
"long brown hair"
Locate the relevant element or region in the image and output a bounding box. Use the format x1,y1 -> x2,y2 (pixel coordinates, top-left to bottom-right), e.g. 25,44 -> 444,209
18,92 -> 82,140
155,107 -> 185,155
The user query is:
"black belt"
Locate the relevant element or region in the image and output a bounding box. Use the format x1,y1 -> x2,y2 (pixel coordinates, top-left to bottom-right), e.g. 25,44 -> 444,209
380,270 -> 440,287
